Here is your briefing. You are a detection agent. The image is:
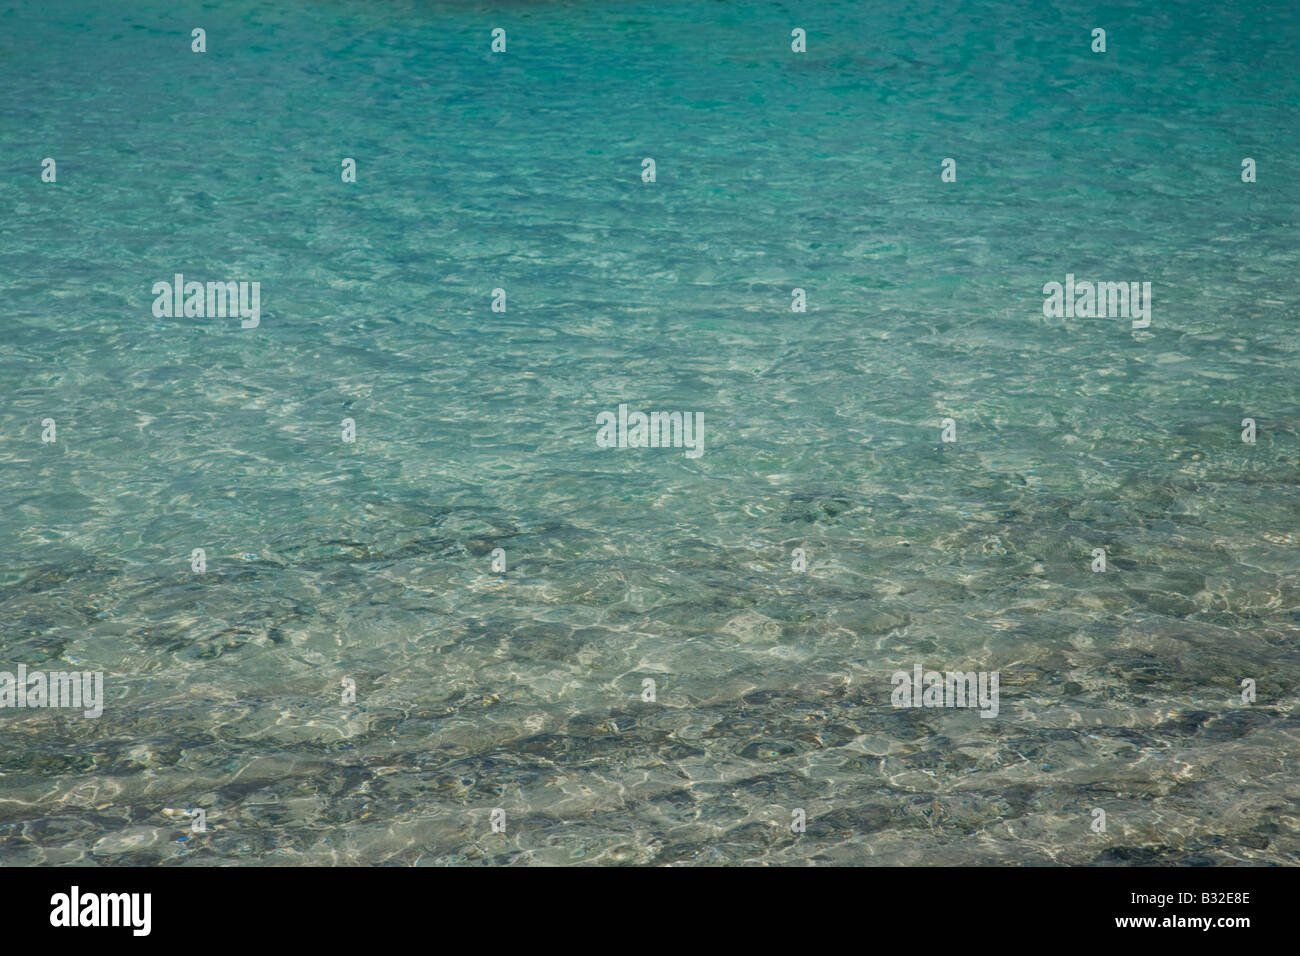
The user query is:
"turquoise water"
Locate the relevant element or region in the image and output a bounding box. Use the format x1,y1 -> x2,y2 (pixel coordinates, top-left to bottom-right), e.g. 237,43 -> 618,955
1,0 -> 1298,865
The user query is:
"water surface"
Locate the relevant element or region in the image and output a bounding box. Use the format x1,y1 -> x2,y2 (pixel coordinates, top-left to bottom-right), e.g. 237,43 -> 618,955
1,0 -> 1298,865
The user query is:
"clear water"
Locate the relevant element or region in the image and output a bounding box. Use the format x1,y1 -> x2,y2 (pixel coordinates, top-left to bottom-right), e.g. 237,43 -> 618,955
1,0 -> 1298,865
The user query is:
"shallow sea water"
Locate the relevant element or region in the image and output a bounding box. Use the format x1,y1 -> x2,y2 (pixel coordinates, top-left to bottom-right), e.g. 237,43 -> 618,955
1,0 -> 1298,865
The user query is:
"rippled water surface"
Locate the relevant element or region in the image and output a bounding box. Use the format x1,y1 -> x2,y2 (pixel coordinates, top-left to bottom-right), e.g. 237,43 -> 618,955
1,0 -> 1299,865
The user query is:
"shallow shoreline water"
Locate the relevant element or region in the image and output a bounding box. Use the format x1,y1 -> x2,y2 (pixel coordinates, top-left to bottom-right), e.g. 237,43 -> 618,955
1,0 -> 1298,865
